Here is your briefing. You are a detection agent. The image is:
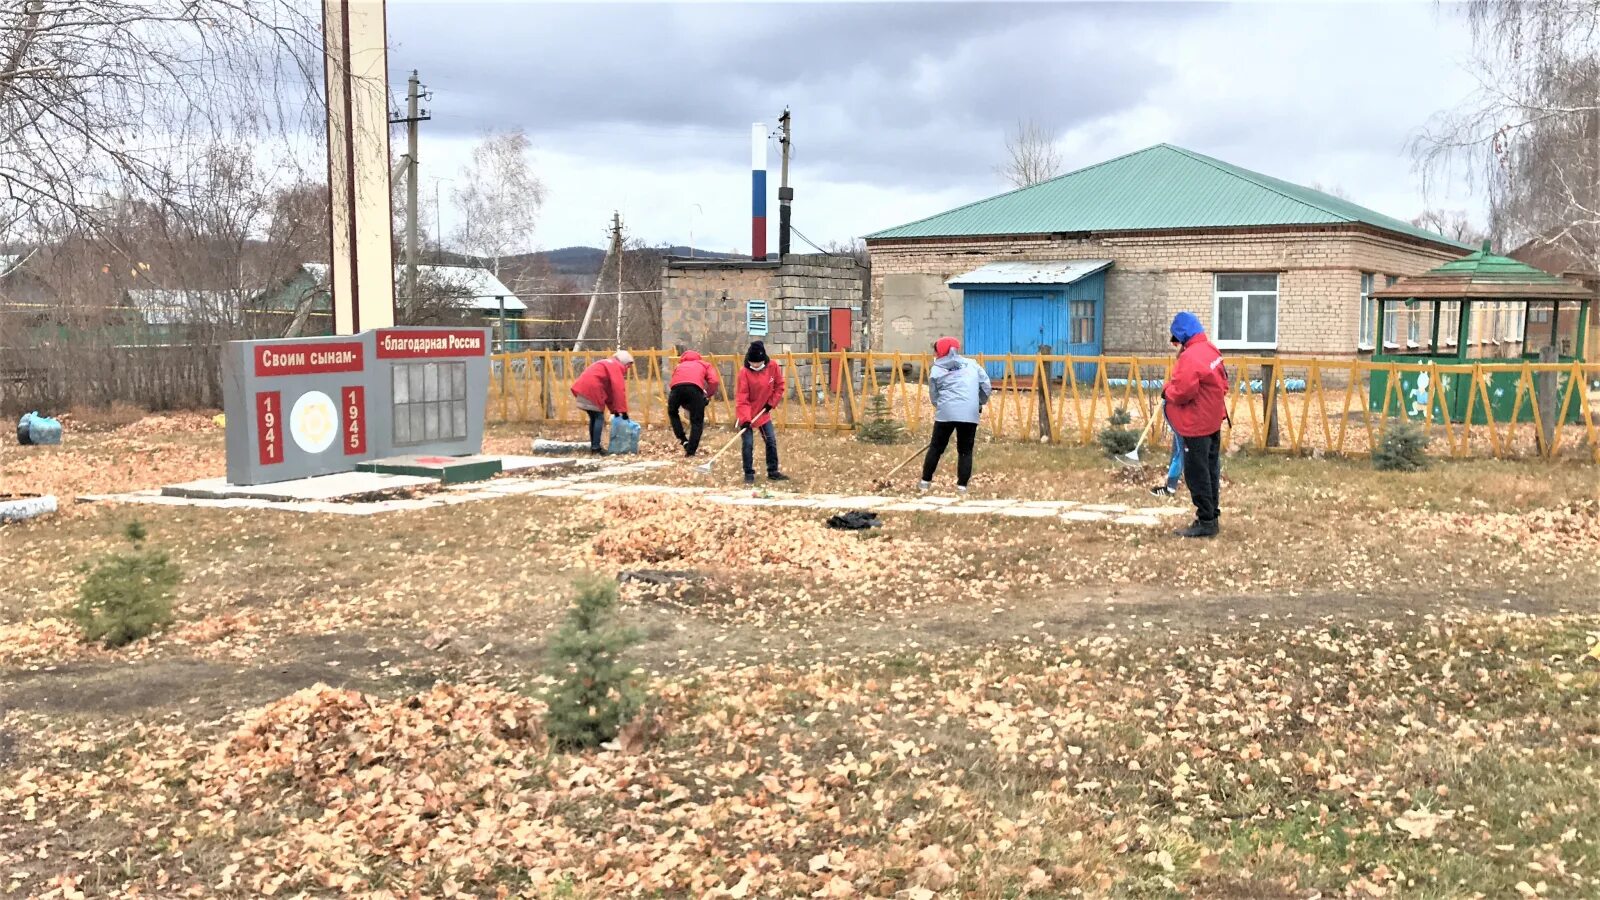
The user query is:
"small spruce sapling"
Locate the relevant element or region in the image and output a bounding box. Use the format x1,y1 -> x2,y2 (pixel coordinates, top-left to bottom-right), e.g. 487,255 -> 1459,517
71,520 -> 181,648
1097,406 -> 1141,457
855,392 -> 906,445
1374,421 -> 1431,471
544,577 -> 643,750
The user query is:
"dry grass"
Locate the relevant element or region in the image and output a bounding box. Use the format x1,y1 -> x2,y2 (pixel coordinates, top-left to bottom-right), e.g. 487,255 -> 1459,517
2,415 -> 1599,898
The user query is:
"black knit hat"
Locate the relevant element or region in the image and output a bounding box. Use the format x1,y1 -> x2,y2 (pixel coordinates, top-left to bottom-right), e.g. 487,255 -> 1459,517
745,340 -> 769,364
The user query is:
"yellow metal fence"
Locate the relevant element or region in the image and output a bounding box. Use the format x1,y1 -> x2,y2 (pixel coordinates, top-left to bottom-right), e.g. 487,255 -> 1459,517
488,350 -> 1600,463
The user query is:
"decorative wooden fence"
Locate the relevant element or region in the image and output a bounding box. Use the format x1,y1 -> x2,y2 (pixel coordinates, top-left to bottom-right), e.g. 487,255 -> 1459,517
487,350 -> 1600,463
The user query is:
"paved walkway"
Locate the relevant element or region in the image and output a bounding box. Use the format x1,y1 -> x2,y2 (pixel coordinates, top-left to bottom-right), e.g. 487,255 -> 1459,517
85,458 -> 1189,526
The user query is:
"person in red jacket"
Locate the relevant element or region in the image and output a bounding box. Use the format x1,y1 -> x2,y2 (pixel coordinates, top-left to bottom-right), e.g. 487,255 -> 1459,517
1163,311 -> 1230,538
570,350 -> 633,454
667,349 -> 721,456
734,341 -> 788,484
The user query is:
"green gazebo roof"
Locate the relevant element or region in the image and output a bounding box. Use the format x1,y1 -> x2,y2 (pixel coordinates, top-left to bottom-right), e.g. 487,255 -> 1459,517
1372,242 -> 1594,300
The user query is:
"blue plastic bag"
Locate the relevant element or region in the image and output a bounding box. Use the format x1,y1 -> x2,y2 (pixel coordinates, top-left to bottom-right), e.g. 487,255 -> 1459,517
607,416 -> 641,455
16,412 -> 62,446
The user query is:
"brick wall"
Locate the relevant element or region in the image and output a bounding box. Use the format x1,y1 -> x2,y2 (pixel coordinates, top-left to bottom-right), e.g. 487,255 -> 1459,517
660,255 -> 865,358
865,228 -> 1464,359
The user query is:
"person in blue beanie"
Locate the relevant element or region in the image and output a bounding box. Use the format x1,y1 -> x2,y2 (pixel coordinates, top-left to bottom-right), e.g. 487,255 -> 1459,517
1150,332 -> 1186,497
1163,311 -> 1229,537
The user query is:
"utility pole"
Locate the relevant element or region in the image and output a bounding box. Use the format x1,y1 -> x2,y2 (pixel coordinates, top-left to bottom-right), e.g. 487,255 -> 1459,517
389,70 -> 431,313
611,211 -> 625,349
572,212 -> 622,350
777,106 -> 793,259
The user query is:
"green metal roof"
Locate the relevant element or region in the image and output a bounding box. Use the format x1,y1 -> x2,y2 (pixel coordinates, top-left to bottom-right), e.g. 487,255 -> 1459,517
1371,241 -> 1593,300
866,144 -> 1471,249
1425,242 -> 1571,282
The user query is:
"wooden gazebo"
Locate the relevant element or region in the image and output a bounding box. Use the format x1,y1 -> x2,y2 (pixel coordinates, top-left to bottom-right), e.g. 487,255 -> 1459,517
1369,241 -> 1592,424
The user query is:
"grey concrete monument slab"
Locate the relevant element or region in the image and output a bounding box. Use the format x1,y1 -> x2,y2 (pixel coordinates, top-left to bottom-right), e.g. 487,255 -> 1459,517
221,326 -> 490,485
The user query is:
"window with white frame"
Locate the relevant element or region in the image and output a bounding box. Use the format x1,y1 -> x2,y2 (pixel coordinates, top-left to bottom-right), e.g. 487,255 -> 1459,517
1358,273 -> 1376,349
1381,276 -> 1402,348
1439,301 -> 1461,347
1506,301 -> 1526,342
1212,273 -> 1278,349
1407,303 -> 1421,347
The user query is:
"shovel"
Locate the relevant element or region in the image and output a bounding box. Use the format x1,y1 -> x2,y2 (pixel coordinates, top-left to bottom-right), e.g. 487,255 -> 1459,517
1118,402 -> 1165,467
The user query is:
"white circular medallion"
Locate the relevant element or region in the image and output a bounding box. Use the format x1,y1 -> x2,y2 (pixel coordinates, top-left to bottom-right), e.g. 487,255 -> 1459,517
289,390 -> 338,454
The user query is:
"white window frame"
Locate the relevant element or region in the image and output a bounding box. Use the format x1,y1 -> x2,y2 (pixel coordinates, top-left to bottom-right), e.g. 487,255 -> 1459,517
1358,272 -> 1376,350
1506,301 -> 1526,342
1211,273 -> 1279,350
1439,301 -> 1461,348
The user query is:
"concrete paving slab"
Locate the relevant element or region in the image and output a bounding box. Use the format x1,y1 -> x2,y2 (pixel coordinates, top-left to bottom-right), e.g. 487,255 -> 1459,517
935,506 -> 993,515
875,502 -> 939,512
817,495 -> 893,509
1114,514 -> 1163,527
1018,500 -> 1079,510
955,498 -> 1017,508
1079,503 -> 1131,514
498,456 -> 578,474
163,472 -> 436,502
995,506 -> 1061,518
1061,510 -> 1111,522
531,488 -> 588,498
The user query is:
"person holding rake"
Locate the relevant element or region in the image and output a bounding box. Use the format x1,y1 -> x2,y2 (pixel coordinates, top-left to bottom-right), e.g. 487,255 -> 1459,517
918,336 -> 991,495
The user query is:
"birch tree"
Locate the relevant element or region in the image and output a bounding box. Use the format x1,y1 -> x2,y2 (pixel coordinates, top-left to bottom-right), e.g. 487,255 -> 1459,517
452,129 -> 545,283
0,1 -> 321,245
1414,1 -> 1600,268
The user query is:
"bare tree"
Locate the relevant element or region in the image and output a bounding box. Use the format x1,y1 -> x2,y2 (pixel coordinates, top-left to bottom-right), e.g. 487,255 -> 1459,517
1412,209 -> 1489,245
821,237 -> 869,268
0,1 -> 322,248
1413,1 -> 1600,267
1308,180 -> 1354,201
451,129 -> 545,284
997,119 -> 1062,189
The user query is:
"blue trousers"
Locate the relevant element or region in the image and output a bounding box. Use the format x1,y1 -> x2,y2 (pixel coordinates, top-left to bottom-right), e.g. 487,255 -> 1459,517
741,421 -> 780,477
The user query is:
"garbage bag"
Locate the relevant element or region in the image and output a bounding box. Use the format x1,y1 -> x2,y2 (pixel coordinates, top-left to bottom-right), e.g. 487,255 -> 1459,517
608,416 -> 641,455
16,412 -> 62,446
826,510 -> 882,530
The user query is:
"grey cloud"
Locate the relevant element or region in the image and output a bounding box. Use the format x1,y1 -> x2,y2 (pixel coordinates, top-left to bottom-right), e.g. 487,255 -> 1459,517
386,2 -> 1194,188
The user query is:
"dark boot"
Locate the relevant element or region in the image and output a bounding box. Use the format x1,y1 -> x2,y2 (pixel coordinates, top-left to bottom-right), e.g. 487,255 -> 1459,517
1175,519 -> 1219,539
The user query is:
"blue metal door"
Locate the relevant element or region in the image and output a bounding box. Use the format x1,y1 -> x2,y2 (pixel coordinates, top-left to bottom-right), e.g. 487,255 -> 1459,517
962,290 -> 1010,380
1010,294 -> 1048,377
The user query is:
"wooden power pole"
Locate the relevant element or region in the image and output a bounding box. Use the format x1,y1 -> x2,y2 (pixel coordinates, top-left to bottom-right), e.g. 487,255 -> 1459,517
573,212 -> 623,350
390,70 -> 430,312
777,106 -> 792,258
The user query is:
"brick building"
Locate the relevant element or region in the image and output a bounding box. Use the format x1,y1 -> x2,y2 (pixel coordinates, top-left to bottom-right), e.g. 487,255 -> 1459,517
864,144 -> 1471,361
659,254 -> 866,357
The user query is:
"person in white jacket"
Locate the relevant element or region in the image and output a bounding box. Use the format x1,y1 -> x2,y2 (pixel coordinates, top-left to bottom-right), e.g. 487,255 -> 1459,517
919,336 -> 992,494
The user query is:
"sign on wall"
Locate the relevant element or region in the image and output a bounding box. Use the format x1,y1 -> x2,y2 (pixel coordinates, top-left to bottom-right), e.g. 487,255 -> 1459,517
222,327 -> 490,485
746,300 -> 769,336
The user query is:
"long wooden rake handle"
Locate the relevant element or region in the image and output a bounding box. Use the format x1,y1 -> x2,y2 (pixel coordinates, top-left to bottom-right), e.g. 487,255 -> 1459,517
883,442 -> 932,480
704,427 -> 748,463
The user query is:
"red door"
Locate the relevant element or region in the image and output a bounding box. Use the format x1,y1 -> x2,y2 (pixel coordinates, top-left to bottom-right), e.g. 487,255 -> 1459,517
829,308 -> 852,389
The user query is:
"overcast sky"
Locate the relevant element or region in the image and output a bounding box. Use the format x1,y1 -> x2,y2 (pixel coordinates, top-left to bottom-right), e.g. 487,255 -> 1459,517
382,0 -> 1484,253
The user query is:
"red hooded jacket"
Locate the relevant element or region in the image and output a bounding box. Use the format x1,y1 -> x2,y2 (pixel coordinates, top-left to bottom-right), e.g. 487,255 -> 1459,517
668,350 -> 721,396
735,363 -> 784,427
571,358 -> 629,415
1164,334 -> 1230,438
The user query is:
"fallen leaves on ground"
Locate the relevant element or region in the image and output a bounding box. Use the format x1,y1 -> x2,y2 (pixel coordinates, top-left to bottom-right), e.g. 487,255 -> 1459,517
5,612 -> 1600,898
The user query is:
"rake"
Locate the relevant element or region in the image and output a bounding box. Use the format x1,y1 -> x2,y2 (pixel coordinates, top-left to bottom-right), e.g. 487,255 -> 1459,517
1117,402 -> 1165,467
871,441 -> 931,492
694,405 -> 771,475
692,426 -> 748,474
